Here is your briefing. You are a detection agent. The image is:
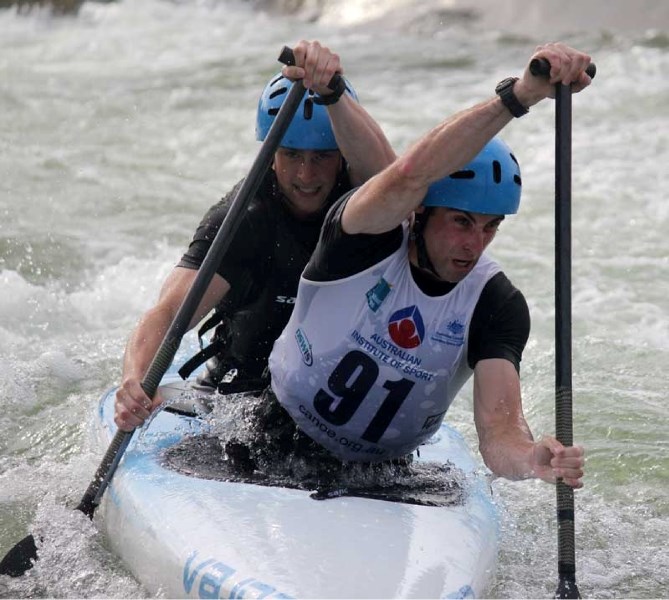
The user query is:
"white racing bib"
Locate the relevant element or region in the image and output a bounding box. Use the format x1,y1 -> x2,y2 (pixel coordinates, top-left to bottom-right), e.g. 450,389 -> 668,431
269,227 -> 500,461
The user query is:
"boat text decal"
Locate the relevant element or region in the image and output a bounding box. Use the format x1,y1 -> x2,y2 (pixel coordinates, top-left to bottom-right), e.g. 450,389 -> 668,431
183,551 -> 293,599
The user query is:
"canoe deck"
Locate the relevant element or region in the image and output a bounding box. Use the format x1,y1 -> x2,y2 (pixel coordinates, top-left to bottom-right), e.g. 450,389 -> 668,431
93,376 -> 499,599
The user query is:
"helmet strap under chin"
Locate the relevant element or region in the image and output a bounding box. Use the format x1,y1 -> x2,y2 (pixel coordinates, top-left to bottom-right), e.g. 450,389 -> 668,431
411,209 -> 439,278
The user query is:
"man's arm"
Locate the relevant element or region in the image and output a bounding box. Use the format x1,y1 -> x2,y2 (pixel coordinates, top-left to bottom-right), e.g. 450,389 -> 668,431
327,93 -> 396,187
114,267 -> 229,431
341,42 -> 592,235
282,40 -> 396,187
473,358 -> 584,488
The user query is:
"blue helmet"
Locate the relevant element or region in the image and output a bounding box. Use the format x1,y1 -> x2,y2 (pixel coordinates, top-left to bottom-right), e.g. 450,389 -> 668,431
423,138 -> 522,215
255,73 -> 358,151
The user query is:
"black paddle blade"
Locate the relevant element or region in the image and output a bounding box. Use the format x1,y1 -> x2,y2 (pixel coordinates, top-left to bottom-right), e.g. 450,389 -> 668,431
0,533 -> 38,577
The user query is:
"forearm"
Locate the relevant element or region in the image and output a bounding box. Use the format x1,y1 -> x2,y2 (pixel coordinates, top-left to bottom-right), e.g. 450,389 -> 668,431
473,359 -> 583,484
479,422 -> 585,488
328,94 -> 396,186
478,419 -> 536,480
473,358 -> 537,481
341,42 -> 592,235
121,304 -> 176,382
115,268 -> 229,431
342,96 -> 512,234
120,267 -> 229,383
395,95 -> 512,198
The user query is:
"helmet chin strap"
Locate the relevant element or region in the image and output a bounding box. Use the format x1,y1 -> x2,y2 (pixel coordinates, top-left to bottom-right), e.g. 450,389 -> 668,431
411,209 -> 440,279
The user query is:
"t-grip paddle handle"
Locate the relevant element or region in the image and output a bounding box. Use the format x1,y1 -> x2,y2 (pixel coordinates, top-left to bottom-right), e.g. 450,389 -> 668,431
278,46 -> 344,92
530,57 -> 597,79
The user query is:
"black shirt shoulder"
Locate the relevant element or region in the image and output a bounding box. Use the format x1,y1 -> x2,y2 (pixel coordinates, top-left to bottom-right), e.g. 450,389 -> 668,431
177,178 -> 273,285
468,271 -> 530,373
178,168 -> 354,288
304,191 -> 404,282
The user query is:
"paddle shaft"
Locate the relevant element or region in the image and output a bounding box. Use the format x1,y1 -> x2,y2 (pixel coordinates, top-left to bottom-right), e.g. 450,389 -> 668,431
76,48 -> 341,516
76,79 -> 308,518
76,48 -> 339,516
554,80 -> 580,600
531,55 -> 597,599
0,45 -> 349,576
530,55 -> 596,600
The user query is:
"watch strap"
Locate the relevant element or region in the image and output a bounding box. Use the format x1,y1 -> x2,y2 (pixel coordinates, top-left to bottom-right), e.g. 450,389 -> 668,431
496,77 -> 528,118
312,76 -> 347,106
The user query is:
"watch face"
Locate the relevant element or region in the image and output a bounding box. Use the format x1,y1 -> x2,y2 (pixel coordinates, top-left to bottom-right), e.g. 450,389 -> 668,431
496,77 -> 515,93
495,77 -> 527,117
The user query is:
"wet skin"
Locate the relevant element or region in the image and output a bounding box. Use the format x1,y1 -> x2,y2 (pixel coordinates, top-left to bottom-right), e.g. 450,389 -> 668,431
273,147 -> 343,219
418,208 -> 504,282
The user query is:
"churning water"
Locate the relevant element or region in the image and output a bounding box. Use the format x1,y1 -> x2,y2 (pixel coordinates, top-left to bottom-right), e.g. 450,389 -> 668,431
1,0 -> 668,597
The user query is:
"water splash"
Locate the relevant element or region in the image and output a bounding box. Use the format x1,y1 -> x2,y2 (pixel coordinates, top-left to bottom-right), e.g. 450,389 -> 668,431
0,493 -> 147,599
158,391 -> 467,508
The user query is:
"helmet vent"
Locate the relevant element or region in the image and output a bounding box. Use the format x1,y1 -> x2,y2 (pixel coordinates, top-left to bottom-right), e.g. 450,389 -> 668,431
304,97 -> 314,120
422,138 -> 520,214
492,160 -> 502,183
449,170 -> 475,179
508,153 -> 521,185
269,87 -> 288,100
257,71 -> 356,149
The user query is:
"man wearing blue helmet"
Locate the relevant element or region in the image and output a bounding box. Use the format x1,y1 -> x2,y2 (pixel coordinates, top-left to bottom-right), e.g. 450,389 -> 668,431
256,42 -> 593,488
115,40 -> 395,432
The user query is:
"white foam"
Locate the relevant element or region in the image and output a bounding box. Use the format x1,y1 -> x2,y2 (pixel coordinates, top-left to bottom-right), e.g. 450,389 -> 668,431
1,1 -> 667,598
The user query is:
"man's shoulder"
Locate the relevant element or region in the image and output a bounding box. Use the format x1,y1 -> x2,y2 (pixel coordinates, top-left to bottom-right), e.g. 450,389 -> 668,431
475,269 -> 530,327
199,177 -> 275,230
321,188 -> 358,228
305,191 -> 403,282
481,271 -> 526,305
475,270 -> 530,335
468,271 -> 530,372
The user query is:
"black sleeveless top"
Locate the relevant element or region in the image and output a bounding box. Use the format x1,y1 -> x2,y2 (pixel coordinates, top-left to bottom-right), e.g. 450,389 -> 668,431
178,169 -> 352,381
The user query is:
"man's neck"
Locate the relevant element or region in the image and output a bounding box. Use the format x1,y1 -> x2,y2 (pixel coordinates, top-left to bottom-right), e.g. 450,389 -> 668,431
408,259 -> 457,297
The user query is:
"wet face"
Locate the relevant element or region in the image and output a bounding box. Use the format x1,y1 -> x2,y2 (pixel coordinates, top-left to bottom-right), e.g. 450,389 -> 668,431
419,208 -> 504,282
272,148 -> 343,218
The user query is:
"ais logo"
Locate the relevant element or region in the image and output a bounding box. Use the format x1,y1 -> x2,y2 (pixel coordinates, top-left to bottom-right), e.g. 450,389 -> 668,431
388,305 -> 425,349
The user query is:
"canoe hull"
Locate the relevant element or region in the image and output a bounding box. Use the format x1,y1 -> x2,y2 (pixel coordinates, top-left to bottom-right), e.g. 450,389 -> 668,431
93,377 -> 498,599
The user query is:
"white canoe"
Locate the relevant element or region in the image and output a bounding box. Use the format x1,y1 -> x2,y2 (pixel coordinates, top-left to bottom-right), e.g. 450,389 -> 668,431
93,375 -> 499,599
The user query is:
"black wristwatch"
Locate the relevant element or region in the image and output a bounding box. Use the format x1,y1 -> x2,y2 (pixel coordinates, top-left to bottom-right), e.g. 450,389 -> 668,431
312,76 -> 347,106
495,77 -> 528,118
